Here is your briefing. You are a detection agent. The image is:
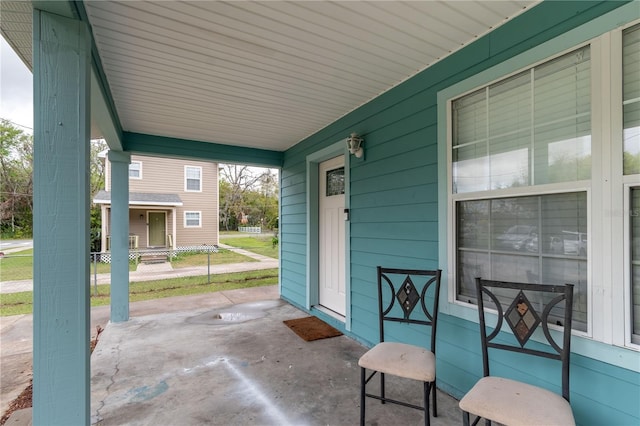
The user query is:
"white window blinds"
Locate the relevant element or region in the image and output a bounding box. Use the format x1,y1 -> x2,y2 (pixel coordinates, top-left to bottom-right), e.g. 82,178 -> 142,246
452,46 -> 591,193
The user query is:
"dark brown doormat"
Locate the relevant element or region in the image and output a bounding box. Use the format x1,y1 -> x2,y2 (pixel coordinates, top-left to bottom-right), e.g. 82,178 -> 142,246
283,316 -> 343,342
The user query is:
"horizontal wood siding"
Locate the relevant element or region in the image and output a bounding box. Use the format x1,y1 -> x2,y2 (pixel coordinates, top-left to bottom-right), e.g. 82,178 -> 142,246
105,154 -> 218,247
279,1 -> 638,424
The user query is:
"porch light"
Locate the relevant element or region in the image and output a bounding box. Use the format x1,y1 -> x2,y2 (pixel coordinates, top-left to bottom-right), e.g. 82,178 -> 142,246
346,133 -> 364,158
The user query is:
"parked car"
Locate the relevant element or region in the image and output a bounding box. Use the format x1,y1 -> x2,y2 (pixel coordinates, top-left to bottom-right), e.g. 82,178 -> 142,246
562,231 -> 587,256
525,235 -> 564,254
496,225 -> 537,251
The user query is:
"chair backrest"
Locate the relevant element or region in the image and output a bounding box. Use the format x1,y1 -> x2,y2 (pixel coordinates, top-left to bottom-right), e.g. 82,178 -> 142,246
475,278 -> 574,401
377,267 -> 442,353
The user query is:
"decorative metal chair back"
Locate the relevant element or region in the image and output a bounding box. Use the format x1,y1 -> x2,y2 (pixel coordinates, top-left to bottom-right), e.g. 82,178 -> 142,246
378,267 -> 442,351
475,278 -> 574,401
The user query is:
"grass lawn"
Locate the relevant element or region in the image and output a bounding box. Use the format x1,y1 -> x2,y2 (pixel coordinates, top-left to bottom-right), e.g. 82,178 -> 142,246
0,241 -> 270,281
0,268 -> 278,316
1,250 -> 138,281
220,235 -> 278,259
171,248 -> 255,268
0,249 -> 34,281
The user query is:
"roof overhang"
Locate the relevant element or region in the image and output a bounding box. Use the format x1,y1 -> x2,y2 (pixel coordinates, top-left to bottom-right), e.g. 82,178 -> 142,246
93,191 -> 183,207
1,1 -> 540,159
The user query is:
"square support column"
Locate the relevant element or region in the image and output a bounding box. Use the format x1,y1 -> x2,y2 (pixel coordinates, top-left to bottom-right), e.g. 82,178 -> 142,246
108,150 -> 131,322
32,10 -> 91,424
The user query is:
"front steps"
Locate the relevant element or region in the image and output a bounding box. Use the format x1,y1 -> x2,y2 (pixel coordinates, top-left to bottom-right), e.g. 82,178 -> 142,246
139,253 -> 168,264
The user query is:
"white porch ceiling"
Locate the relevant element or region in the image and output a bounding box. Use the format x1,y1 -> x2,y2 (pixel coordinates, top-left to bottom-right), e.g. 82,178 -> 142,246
2,1 -> 539,151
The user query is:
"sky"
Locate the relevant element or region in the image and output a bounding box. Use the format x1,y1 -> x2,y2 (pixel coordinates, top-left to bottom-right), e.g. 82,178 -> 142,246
0,36 -> 33,134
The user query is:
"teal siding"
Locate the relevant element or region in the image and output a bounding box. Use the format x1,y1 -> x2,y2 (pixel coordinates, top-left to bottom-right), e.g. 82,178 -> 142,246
280,1 -> 639,424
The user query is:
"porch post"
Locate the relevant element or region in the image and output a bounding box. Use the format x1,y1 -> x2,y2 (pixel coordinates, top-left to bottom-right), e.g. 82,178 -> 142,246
108,150 -> 131,322
32,10 -> 91,424
101,204 -> 108,251
172,207 -> 177,250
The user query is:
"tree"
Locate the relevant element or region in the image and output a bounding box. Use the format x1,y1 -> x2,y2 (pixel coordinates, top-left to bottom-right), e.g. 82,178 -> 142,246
218,164 -> 279,231
89,140 -> 108,251
0,119 -> 33,237
0,120 -> 108,245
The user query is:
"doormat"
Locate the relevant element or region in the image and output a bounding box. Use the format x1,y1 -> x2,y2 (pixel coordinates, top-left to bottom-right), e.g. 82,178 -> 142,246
283,316 -> 343,342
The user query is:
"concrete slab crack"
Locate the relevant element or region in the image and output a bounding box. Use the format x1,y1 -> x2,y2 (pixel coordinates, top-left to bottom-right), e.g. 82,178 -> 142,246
92,343 -> 121,425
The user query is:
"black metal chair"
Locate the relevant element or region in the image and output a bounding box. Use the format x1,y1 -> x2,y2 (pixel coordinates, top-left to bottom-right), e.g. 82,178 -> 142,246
459,278 -> 575,426
359,267 -> 442,426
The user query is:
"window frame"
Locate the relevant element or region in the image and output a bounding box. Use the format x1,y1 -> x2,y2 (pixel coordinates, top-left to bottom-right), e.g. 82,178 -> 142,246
184,166 -> 202,192
447,41 -> 595,338
437,7 -> 640,370
618,22 -> 640,350
625,184 -> 640,346
129,161 -> 142,179
184,211 -> 202,228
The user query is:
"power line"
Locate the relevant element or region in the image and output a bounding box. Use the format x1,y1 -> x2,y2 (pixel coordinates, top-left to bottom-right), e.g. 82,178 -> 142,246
1,118 -> 33,132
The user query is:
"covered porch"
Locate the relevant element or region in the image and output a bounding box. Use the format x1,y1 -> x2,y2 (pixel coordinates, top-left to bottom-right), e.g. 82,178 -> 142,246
89,288 -> 460,426
1,1 -> 639,424
93,191 -> 183,252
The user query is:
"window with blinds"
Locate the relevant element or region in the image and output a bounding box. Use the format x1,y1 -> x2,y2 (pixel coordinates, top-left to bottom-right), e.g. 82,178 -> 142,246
185,166 -> 202,192
185,211 -> 201,227
450,46 -> 591,332
452,46 -> 591,194
624,25 -> 640,176
632,189 -> 640,344
128,161 -> 142,179
624,24 -> 640,344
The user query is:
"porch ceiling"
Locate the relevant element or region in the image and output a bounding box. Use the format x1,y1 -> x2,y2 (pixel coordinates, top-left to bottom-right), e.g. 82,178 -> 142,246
1,1 -> 539,151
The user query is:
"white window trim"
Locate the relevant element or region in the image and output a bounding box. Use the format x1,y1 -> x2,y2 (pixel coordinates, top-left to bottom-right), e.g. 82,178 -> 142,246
617,22 -> 640,350
184,211 -> 202,228
437,5 -> 640,372
624,183 -> 640,347
129,161 -> 142,179
447,41 -> 596,339
184,166 -> 202,192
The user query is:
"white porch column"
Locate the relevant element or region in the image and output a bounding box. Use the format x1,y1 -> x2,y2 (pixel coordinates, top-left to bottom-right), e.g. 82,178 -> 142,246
32,10 -> 91,424
108,150 -> 131,322
101,204 -> 108,251
172,207 -> 177,250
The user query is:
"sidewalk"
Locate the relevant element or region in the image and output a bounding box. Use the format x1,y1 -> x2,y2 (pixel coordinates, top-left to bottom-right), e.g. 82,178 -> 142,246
0,244 -> 278,294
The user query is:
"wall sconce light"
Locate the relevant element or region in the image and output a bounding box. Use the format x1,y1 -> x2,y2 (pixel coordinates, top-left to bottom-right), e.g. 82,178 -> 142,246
346,132 -> 364,158
139,214 -> 144,220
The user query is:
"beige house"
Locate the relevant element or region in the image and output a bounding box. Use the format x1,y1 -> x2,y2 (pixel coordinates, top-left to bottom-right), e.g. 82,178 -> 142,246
93,152 -> 219,252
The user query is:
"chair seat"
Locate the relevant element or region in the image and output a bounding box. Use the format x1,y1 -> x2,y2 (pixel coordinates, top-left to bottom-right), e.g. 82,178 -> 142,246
358,342 -> 435,382
459,376 -> 575,426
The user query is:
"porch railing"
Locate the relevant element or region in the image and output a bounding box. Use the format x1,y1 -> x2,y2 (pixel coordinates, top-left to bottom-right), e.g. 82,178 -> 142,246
105,235 -> 139,251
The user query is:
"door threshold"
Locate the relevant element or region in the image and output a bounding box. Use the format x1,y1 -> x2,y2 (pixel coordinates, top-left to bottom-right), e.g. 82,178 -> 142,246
313,305 -> 345,322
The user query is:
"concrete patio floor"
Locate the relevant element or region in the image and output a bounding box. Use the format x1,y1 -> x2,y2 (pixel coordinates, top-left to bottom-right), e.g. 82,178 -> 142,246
90,289 -> 462,425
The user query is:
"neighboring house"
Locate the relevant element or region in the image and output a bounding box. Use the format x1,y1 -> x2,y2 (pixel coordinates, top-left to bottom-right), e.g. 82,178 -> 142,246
93,152 -> 219,253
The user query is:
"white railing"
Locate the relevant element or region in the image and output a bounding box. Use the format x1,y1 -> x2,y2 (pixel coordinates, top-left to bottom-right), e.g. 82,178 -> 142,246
94,245 -> 218,263
238,226 -> 261,233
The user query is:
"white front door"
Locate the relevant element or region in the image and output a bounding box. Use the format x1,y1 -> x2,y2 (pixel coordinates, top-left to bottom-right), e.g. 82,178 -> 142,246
318,156 -> 346,316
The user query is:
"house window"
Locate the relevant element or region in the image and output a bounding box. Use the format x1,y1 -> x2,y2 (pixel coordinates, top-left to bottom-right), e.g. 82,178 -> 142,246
326,167 -> 345,196
184,211 -> 201,228
623,25 -> 640,176
624,24 -> 640,344
457,193 -> 588,332
450,46 -> 591,332
452,46 -> 591,194
632,188 -> 640,344
129,161 -> 142,179
185,166 -> 202,192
